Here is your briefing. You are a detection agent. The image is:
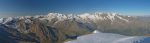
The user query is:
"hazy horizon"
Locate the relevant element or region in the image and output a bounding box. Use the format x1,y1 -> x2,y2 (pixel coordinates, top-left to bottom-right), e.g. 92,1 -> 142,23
0,0 -> 150,17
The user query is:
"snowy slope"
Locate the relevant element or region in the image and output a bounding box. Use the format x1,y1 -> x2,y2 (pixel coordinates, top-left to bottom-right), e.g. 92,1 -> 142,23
65,30 -> 149,43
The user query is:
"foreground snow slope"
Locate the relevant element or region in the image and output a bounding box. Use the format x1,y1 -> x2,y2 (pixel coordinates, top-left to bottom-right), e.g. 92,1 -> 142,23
65,30 -> 150,43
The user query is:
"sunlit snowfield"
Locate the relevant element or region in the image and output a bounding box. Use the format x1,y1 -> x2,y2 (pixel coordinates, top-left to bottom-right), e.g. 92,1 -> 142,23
65,30 -> 150,43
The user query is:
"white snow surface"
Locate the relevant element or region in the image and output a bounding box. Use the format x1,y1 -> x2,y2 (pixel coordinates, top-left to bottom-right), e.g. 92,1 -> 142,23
106,13 -> 116,22
116,15 -> 129,22
93,30 -> 100,33
65,30 -> 146,43
3,17 -> 13,24
0,18 -> 4,23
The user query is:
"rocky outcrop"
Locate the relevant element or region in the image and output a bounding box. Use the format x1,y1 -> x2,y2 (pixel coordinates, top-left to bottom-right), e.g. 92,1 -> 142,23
15,16 -> 91,43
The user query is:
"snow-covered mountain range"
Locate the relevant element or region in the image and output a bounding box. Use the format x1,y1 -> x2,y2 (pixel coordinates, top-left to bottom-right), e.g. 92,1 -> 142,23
0,12 -> 149,43
0,12 -> 132,24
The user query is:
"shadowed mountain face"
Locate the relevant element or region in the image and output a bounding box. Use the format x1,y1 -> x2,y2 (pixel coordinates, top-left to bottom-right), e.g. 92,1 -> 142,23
0,12 -> 150,43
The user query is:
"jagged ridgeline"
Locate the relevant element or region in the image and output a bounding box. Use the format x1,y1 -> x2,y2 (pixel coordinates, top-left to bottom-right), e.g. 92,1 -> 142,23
0,12 -> 150,43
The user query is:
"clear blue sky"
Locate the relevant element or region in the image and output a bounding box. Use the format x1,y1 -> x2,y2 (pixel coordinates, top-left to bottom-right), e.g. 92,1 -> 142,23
0,0 -> 150,17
